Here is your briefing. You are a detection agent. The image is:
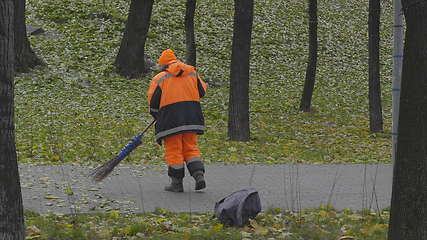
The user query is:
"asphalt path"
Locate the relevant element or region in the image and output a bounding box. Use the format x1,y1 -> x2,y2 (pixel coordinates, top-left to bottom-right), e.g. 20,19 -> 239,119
19,164 -> 392,214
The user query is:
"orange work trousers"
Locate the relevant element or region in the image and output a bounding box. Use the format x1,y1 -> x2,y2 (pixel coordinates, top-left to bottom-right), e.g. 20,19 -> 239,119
163,133 -> 200,167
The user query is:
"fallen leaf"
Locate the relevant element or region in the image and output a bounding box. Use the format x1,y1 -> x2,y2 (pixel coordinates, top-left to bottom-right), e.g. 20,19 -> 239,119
110,211 -> 120,218
44,195 -> 62,200
39,177 -> 49,183
26,236 -> 41,240
361,224 -> 388,234
250,219 -> 269,235
338,236 -> 357,240
212,224 -> 223,231
27,225 -> 41,235
65,188 -> 74,195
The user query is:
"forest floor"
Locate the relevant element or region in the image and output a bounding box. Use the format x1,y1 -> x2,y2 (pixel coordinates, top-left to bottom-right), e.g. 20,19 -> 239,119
18,0 -> 393,167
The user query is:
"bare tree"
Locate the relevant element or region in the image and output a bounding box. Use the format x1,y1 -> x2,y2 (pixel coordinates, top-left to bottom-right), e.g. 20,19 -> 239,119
299,0 -> 318,112
185,0 -> 197,67
114,0 -> 154,78
368,0 -> 383,133
15,0 -> 44,72
388,1 -> 427,239
228,0 -> 254,141
0,0 -> 25,239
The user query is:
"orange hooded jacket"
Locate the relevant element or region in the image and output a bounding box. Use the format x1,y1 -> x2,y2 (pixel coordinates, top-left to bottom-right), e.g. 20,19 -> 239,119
147,50 -> 207,144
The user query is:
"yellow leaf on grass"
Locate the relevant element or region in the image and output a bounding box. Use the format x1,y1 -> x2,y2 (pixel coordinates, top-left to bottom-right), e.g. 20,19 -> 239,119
250,219 -> 269,235
123,226 -> 132,235
26,236 -> 41,240
44,195 -> 62,199
39,177 -> 49,183
348,214 -> 363,221
65,188 -> 74,196
319,210 -> 328,218
110,211 -> 119,218
361,224 -> 388,234
338,236 -> 357,240
213,224 -> 223,231
26,225 -> 41,235
183,232 -> 191,240
254,226 -> 269,236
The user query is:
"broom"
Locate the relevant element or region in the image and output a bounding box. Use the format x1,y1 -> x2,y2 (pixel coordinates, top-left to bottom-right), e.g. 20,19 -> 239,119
90,120 -> 155,182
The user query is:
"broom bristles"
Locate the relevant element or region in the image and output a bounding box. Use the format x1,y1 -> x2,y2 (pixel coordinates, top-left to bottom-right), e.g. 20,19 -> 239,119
90,155 -> 123,182
90,120 -> 155,182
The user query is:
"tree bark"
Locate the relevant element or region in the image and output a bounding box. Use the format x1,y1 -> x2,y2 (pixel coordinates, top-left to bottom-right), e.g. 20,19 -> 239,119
388,1 -> 427,239
114,0 -> 154,79
368,0 -> 383,133
185,0 -> 197,67
299,0 -> 318,112
14,0 -> 44,72
228,0 -> 254,141
0,1 -> 25,239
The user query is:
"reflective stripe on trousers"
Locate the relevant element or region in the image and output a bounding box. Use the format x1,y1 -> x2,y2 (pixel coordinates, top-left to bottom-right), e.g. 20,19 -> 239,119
164,133 -> 201,167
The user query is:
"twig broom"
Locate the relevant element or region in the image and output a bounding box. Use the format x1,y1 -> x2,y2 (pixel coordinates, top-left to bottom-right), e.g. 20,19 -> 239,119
90,120 -> 155,182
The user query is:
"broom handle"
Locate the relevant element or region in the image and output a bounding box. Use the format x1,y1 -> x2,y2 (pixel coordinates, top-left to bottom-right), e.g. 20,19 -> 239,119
116,120 -> 156,159
142,120 -> 156,134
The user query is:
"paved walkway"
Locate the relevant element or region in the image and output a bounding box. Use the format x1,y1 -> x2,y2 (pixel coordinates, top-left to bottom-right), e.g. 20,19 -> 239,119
19,164 -> 392,214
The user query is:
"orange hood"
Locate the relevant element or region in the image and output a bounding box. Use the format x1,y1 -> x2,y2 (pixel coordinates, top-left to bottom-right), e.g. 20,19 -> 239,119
164,61 -> 195,77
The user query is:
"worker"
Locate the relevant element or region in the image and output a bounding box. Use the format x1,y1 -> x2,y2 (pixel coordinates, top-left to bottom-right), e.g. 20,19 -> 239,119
147,49 -> 207,192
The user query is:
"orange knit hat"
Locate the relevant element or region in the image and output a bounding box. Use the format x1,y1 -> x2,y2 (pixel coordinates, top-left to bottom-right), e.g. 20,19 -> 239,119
158,49 -> 177,65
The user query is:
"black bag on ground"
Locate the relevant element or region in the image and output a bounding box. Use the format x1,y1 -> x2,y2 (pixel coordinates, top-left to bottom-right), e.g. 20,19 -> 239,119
214,188 -> 262,226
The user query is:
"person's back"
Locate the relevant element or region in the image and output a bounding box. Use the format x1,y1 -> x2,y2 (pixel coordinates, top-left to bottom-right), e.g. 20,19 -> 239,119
147,49 -> 207,192
156,61 -> 201,105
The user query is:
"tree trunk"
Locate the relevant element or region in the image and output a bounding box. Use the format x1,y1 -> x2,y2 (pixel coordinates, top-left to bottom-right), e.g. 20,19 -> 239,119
14,0 -> 44,72
185,0 -> 196,67
114,0 -> 154,79
0,1 -> 25,239
299,0 -> 318,112
368,0 -> 383,133
388,1 -> 427,239
228,0 -> 254,141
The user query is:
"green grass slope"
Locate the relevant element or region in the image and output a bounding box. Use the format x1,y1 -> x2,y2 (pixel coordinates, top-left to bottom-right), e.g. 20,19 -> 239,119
17,0 -> 393,165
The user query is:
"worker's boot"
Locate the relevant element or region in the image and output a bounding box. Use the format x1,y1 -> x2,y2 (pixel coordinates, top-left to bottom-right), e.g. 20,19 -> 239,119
193,171 -> 206,190
164,177 -> 184,192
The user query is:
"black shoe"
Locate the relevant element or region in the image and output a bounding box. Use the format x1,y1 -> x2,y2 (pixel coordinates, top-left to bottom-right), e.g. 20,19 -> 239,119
164,177 -> 184,192
194,173 -> 206,190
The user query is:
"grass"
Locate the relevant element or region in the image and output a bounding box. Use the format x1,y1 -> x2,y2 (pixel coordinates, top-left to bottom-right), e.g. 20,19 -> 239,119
16,0 -> 393,165
25,207 -> 388,240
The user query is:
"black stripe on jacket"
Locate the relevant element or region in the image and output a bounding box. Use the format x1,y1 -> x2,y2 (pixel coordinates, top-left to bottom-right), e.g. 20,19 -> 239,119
150,86 -> 162,119
155,101 -> 205,144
